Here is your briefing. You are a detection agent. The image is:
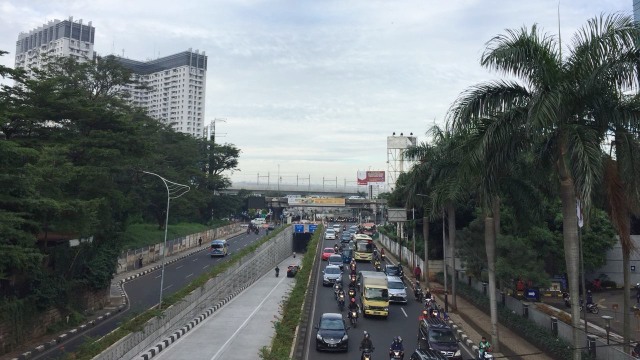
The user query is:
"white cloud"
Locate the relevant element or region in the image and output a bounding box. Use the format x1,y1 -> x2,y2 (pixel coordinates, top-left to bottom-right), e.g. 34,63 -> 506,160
0,0 -> 632,188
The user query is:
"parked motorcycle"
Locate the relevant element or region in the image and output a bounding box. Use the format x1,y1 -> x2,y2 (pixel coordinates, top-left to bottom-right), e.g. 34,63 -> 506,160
584,303 -> 599,314
478,348 -> 494,359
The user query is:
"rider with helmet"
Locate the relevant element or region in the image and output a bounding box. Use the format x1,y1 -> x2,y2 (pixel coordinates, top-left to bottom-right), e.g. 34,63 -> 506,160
360,331 -> 374,359
389,336 -> 404,359
348,297 -> 359,318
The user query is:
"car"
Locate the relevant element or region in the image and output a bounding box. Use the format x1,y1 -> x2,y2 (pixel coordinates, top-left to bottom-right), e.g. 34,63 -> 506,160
332,224 -> 341,233
325,229 -> 336,240
322,265 -> 343,286
287,265 -> 300,277
417,318 -> 462,359
409,349 -> 448,360
340,233 -> 352,244
315,313 -> 349,351
328,254 -> 343,269
341,249 -> 353,264
384,264 -> 404,277
387,275 -> 408,303
322,247 -> 336,261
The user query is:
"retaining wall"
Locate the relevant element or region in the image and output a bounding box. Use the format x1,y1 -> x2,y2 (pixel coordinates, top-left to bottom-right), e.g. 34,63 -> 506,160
93,226 -> 293,360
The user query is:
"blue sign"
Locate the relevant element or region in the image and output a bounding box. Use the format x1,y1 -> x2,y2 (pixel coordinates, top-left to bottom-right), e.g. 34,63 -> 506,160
526,288 -> 539,301
294,224 -> 304,233
309,224 -> 318,233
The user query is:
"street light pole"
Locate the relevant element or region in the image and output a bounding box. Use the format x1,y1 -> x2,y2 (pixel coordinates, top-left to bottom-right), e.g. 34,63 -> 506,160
142,171 -> 190,309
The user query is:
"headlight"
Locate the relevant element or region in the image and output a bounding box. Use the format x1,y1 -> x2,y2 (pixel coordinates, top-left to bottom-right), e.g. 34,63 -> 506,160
342,334 -> 348,341
364,304 -> 370,310
454,350 -> 461,356
317,334 -> 323,340
384,307 -> 389,311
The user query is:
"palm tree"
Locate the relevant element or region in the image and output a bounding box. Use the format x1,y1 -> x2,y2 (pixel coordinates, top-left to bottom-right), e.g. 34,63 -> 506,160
449,14 -> 640,359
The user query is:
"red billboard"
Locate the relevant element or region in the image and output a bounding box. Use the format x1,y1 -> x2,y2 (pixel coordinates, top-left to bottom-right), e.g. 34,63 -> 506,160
357,171 -> 386,185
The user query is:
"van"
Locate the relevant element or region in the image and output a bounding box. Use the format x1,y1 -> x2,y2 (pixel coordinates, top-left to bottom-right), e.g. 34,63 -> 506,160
251,218 -> 266,225
209,239 -> 229,257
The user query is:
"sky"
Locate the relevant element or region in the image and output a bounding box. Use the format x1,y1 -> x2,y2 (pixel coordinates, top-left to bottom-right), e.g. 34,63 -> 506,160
0,0 -> 633,190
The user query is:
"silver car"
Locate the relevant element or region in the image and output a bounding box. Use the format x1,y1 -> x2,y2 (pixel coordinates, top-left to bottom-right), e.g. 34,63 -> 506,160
322,265 -> 343,286
328,254 -> 343,270
387,275 -> 408,304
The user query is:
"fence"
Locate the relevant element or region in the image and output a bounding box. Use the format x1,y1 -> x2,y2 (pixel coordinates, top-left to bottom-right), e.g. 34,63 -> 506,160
95,226 -> 293,360
381,234 -> 635,360
116,224 -> 240,274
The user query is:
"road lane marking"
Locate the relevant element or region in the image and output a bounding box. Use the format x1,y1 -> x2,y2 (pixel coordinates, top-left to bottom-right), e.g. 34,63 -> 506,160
202,265 -> 210,269
176,265 -> 183,270
163,284 -> 173,291
401,307 -> 408,317
186,273 -> 193,279
210,276 -> 286,360
155,275 -> 162,279
193,258 -> 199,262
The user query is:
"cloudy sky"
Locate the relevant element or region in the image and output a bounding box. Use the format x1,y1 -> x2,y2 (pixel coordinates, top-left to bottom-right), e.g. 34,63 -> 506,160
0,0 -> 632,189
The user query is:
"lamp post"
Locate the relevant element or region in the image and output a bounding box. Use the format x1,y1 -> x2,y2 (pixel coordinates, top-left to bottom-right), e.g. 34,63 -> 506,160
142,171 -> 190,309
602,315 -> 613,344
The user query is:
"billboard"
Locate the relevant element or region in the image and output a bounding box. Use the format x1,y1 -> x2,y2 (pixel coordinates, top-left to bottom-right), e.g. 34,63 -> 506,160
357,170 -> 386,185
288,197 -> 346,207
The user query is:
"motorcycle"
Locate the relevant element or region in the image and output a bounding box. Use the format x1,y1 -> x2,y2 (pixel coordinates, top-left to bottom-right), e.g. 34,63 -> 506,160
348,287 -> 356,299
350,274 -> 357,286
478,349 -> 494,359
584,303 -> 599,314
381,252 -> 386,261
334,283 -> 342,299
361,348 -> 374,360
562,292 -> 570,308
389,349 -> 404,359
275,267 -> 279,277
254,227 -> 259,235
338,293 -> 345,311
349,309 -> 359,327
414,285 -> 424,302
373,260 -> 381,272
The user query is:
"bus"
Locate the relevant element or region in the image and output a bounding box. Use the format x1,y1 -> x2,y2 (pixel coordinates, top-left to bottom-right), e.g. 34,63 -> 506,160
354,234 -> 374,261
209,239 -> 229,257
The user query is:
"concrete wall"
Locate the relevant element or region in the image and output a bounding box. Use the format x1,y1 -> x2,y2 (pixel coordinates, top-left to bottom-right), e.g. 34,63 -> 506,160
116,224 -> 240,274
588,235 -> 640,286
93,226 -> 293,360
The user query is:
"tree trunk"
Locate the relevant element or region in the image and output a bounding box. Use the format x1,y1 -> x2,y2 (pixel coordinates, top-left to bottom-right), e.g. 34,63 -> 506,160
623,245 -> 631,354
484,209 -> 500,352
447,203 -> 457,310
560,177 -> 581,360
423,216 -> 430,289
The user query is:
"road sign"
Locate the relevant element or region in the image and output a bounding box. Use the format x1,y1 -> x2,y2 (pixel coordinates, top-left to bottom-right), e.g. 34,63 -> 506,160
387,208 -> 407,222
294,224 -> 304,233
309,224 -> 318,233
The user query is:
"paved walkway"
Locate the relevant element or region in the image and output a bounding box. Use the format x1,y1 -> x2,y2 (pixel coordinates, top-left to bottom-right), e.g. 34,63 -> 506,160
377,241 -> 553,360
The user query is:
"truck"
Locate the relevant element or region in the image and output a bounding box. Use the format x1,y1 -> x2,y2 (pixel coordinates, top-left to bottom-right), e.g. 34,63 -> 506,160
358,271 -> 389,318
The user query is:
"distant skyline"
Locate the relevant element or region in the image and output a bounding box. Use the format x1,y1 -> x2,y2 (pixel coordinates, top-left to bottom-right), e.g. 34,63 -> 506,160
0,0 -> 632,187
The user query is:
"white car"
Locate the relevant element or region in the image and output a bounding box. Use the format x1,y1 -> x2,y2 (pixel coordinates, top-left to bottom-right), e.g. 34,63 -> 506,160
325,229 -> 336,240
387,275 -> 408,304
332,224 -> 341,233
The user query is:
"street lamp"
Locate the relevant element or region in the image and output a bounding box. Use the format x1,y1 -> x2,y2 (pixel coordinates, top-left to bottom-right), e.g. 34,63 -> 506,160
142,171 -> 190,309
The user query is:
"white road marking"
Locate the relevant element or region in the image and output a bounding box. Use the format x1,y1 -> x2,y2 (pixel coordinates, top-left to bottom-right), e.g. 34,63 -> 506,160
163,284 -> 173,291
192,258 -> 198,262
401,307 -> 408,317
185,273 -> 193,279
155,275 -> 162,279
203,265 -> 210,269
176,265 -> 183,270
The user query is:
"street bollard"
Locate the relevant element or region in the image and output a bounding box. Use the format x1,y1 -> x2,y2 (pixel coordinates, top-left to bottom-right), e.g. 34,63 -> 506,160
523,303 -> 529,319
586,334 -> 597,357
501,291 -> 506,306
482,282 -> 487,296
550,316 -> 558,337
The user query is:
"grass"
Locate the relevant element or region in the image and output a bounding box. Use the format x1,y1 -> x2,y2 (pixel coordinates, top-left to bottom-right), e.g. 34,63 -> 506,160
122,222 -> 214,250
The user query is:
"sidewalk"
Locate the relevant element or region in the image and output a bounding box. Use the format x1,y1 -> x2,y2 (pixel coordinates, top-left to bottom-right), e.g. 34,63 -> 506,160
377,240 -> 553,360
6,229 -> 246,360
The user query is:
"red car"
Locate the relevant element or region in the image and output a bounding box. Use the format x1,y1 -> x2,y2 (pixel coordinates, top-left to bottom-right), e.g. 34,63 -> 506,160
322,247 -> 336,261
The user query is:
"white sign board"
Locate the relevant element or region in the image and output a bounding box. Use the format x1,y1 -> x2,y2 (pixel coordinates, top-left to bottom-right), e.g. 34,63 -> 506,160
387,208 -> 407,222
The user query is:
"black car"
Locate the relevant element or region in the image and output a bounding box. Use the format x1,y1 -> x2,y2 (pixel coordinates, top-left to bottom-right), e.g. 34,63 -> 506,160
287,265 -> 299,277
417,318 -> 461,359
384,264 -> 404,277
340,233 -> 352,244
410,349 -> 448,360
315,313 -> 349,351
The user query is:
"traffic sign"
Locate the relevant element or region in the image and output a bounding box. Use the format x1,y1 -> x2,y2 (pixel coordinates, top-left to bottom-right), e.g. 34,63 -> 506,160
294,224 -> 304,233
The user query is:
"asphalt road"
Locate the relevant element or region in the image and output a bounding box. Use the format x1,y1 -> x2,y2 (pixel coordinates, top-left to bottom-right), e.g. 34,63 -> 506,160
36,229 -> 264,360
305,226 -> 474,360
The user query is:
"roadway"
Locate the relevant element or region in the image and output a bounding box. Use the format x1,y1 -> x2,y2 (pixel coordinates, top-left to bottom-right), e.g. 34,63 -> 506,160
305,227 -> 474,360
35,229 -> 264,360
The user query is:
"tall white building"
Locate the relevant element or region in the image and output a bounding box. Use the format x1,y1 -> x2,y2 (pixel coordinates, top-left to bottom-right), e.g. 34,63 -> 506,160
115,50 -> 207,138
15,17 -> 95,76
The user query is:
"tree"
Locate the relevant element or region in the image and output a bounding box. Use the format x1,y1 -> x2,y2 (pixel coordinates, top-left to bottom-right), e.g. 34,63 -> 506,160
448,15 -> 640,358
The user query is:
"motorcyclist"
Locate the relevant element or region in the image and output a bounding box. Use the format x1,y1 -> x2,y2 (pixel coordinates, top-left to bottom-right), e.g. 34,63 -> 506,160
424,288 -> 432,301
275,266 -> 279,277
360,331 -> 374,358
372,248 -> 380,261
414,280 -> 423,300
586,290 -> 593,306
389,336 -> 404,359
380,248 -> 385,259
478,336 -> 491,358
334,244 -> 340,253
348,297 -> 359,319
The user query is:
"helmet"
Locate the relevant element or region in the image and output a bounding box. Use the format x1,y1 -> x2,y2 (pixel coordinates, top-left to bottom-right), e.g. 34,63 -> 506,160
587,290 -> 592,294
364,331 -> 369,338
398,336 -> 403,343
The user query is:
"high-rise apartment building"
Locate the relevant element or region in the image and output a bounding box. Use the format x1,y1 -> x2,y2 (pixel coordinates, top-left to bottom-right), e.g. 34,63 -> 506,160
15,17 -> 95,76
635,0 -> 640,23
115,50 -> 207,137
